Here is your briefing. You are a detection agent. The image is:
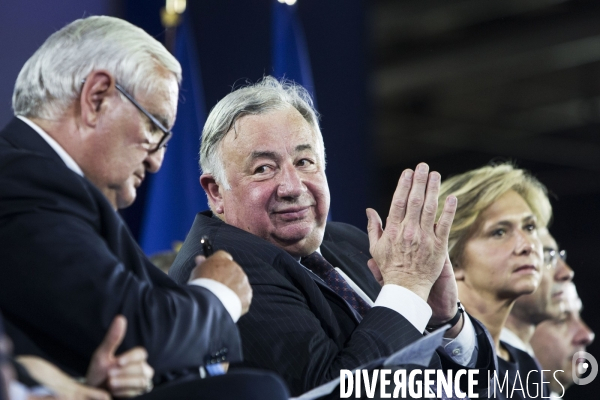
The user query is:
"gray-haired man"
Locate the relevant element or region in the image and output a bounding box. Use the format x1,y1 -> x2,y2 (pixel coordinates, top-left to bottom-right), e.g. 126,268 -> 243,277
170,76 -> 496,397
0,16 -> 287,399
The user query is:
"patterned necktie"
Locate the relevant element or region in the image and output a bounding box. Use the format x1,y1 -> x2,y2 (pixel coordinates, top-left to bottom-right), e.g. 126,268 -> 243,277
301,252 -> 371,318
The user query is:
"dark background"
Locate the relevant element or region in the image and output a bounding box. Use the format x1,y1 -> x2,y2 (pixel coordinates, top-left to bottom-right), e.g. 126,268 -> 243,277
2,0 -> 598,397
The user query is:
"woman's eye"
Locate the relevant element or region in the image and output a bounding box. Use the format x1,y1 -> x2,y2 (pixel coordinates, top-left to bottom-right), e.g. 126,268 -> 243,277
524,223 -> 536,232
254,165 -> 270,174
492,229 -> 506,237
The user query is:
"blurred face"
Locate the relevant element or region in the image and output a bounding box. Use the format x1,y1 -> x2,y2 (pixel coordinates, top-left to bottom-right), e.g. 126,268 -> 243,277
531,284 -> 595,392
86,76 -> 178,209
212,107 -> 330,258
511,228 -> 574,324
459,190 -> 543,300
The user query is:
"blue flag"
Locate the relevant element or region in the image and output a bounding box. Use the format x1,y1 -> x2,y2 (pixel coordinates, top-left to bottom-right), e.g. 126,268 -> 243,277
139,16 -> 208,255
272,1 -> 315,98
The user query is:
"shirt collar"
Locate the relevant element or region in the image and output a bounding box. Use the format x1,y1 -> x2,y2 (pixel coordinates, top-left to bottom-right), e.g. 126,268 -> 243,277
17,115 -> 84,177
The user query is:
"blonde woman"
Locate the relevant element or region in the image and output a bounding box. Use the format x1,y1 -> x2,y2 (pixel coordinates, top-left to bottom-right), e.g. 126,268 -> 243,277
437,163 -> 551,399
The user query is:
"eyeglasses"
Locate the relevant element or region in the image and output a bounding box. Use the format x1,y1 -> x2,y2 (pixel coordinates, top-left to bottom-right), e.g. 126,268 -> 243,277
543,248 -> 567,269
114,83 -> 172,153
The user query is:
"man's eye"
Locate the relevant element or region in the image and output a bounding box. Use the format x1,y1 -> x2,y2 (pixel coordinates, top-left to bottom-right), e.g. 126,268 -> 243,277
297,159 -> 314,167
254,165 -> 270,174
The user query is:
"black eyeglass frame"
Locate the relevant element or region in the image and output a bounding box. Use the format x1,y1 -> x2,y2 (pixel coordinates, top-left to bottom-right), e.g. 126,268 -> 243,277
114,83 -> 172,153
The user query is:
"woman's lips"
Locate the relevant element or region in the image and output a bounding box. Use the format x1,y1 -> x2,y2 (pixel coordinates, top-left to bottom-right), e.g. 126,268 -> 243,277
514,264 -> 537,273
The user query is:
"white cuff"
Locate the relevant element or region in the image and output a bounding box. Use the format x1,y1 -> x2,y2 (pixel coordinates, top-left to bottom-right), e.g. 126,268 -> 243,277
373,284 -> 432,333
189,278 -> 242,323
441,313 -> 478,367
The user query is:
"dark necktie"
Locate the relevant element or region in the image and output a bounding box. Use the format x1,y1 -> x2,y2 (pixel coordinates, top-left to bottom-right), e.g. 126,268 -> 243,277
301,252 -> 371,318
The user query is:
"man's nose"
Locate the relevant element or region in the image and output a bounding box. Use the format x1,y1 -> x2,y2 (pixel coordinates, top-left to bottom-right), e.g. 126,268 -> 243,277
144,147 -> 165,173
573,320 -> 595,347
277,164 -> 305,198
554,258 -> 574,283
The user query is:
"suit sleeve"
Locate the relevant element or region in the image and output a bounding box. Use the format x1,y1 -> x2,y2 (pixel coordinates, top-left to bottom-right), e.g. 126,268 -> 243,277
0,152 -> 241,379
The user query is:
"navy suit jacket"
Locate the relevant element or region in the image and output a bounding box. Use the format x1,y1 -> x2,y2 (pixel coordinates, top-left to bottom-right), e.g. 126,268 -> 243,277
170,211 -> 495,396
0,118 -> 241,382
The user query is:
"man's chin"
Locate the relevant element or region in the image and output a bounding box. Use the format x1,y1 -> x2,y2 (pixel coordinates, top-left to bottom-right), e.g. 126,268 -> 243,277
270,227 -> 324,258
116,189 -> 137,210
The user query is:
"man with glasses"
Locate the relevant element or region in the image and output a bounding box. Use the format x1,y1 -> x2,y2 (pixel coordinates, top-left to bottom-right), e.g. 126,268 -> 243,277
0,16 -> 287,399
501,227 -> 574,354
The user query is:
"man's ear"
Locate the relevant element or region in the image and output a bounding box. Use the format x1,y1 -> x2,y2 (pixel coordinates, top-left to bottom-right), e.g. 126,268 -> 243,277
80,70 -> 114,128
200,174 -> 224,215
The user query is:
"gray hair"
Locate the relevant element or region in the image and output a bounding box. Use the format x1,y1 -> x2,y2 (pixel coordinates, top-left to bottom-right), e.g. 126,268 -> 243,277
200,76 -> 324,189
13,16 -> 181,119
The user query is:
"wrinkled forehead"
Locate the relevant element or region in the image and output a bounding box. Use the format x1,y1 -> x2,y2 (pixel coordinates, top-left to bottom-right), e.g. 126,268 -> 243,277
224,107 -> 324,157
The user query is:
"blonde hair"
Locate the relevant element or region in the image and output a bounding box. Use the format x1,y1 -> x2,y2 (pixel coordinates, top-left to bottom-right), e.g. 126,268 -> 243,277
437,163 -> 552,266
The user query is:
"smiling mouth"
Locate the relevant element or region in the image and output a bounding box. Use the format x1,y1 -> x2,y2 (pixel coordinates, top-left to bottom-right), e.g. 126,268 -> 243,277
273,207 -> 311,220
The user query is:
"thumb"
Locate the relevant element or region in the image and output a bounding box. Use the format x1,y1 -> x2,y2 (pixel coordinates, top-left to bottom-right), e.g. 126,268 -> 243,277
97,315 -> 127,358
367,258 -> 384,286
366,208 -> 383,255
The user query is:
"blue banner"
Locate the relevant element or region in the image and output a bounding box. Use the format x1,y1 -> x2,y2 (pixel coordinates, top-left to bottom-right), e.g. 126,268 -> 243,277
139,16 -> 208,255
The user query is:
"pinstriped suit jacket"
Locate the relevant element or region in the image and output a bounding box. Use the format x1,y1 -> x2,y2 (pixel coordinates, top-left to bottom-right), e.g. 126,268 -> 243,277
170,211 -> 494,396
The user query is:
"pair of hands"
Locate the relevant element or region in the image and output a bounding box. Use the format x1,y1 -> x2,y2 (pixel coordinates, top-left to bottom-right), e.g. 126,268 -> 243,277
366,163 -> 461,332
18,315 -> 153,400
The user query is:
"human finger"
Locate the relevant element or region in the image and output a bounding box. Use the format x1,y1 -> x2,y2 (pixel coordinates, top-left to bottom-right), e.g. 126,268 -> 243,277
366,208 -> 383,255
77,385 -> 111,400
108,376 -> 151,397
116,347 -> 147,367
420,171 -> 440,230
434,195 -> 457,241
210,250 -> 233,261
385,169 -> 414,226
95,315 -> 127,359
403,163 -> 430,224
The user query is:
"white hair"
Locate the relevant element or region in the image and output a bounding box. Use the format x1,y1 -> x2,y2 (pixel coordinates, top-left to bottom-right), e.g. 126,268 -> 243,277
12,16 -> 181,119
200,76 -> 324,189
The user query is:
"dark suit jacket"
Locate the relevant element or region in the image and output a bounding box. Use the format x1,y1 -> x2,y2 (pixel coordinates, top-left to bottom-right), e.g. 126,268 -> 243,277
170,211 -> 495,396
493,342 -> 549,400
0,118 -> 242,383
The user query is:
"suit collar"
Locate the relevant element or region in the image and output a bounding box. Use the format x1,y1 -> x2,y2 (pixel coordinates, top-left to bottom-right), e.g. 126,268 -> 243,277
1,117 -> 65,167
16,116 -> 83,176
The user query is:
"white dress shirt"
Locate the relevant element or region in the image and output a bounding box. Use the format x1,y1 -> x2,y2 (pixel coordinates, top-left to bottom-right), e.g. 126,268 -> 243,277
315,248 -> 479,367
